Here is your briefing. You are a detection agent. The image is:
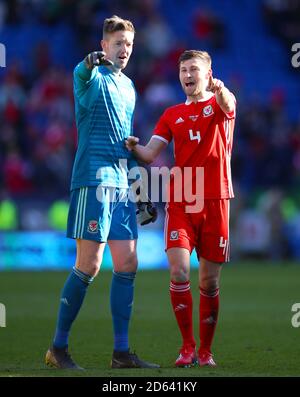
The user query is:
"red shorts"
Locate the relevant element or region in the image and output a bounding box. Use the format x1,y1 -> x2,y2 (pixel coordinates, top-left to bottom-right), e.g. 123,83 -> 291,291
164,199 -> 230,263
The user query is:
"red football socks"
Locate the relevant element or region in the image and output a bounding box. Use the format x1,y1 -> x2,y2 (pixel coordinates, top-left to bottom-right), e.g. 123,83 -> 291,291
170,280 -> 196,350
199,287 -> 219,355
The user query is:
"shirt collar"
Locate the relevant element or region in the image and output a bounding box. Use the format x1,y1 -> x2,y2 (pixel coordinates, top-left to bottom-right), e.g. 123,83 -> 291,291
185,92 -> 214,105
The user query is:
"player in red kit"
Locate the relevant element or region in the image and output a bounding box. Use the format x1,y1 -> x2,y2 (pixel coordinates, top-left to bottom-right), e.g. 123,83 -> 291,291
125,50 -> 236,367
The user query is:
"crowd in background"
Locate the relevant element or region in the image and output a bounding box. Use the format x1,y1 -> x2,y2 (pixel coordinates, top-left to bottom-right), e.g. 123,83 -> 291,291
262,0 -> 300,47
0,0 -> 300,260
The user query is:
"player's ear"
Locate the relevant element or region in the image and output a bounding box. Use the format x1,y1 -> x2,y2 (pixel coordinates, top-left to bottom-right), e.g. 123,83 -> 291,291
206,69 -> 213,80
101,39 -> 106,52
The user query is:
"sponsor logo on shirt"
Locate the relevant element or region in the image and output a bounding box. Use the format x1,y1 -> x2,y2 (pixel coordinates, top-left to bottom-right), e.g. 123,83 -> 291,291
203,105 -> 214,117
175,117 -> 184,124
88,220 -> 99,233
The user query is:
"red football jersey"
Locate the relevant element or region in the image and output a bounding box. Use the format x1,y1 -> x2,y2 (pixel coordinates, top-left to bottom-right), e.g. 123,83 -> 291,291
152,93 -> 236,202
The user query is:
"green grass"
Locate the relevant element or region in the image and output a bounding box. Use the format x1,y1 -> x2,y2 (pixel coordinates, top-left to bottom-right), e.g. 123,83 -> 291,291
0,262 -> 300,377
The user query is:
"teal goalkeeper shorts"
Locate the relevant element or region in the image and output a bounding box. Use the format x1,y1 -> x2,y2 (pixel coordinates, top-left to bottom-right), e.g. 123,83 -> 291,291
67,186 -> 138,242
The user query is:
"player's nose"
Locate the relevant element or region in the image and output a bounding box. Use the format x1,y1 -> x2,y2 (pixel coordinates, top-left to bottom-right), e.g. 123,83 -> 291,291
120,43 -> 127,52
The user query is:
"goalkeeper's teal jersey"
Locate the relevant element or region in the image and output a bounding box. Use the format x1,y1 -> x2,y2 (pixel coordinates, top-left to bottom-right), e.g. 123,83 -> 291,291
71,61 -> 138,190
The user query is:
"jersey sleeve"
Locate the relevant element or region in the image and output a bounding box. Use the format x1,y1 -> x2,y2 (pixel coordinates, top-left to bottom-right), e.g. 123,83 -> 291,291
73,61 -> 97,90
73,61 -> 101,108
221,92 -> 236,120
152,110 -> 172,144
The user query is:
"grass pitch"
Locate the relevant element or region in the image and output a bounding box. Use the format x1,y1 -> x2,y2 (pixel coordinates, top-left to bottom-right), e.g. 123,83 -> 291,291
0,262 -> 300,377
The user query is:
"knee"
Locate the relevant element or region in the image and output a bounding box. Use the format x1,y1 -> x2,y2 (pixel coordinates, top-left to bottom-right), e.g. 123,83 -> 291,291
170,264 -> 189,282
200,275 -> 219,295
116,252 -> 138,273
87,263 -> 101,277
76,255 -> 101,277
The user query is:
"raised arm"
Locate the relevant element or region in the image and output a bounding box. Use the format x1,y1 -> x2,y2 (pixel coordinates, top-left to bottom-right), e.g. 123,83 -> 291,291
74,51 -> 113,82
125,136 -> 167,164
207,75 -> 235,114
74,51 -> 114,105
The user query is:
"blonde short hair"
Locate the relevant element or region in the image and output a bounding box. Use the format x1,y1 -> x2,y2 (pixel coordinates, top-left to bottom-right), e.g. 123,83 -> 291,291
103,15 -> 135,38
178,50 -> 212,68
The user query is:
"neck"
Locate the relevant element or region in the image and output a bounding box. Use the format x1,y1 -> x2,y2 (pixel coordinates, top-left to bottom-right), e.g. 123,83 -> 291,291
186,90 -> 213,103
187,90 -> 211,103
106,64 -> 122,75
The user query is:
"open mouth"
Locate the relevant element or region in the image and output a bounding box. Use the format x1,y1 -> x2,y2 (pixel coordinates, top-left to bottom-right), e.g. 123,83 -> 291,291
185,82 -> 195,88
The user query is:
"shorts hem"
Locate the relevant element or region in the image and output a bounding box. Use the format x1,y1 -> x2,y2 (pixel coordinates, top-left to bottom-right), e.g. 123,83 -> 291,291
67,234 -> 138,242
165,243 -> 193,254
67,234 -> 107,243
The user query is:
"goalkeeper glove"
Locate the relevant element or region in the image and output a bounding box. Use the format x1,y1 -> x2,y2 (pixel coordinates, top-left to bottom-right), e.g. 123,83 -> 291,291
135,187 -> 158,226
84,51 -> 113,69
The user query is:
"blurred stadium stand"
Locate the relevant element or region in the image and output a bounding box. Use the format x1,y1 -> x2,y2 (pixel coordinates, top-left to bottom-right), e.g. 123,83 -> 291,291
0,0 -> 300,269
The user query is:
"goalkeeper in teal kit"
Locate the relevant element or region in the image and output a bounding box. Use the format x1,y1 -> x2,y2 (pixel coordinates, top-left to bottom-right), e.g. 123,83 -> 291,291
45,15 -> 158,370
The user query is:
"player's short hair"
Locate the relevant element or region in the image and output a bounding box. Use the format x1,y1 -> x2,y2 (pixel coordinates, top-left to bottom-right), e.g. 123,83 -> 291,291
103,15 -> 135,38
179,50 -> 212,68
